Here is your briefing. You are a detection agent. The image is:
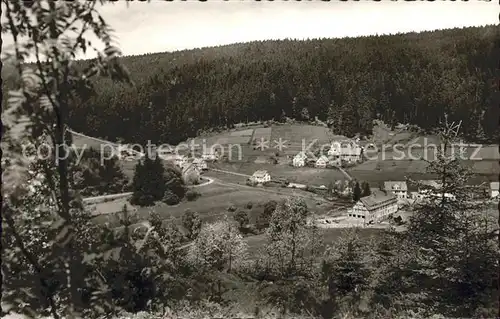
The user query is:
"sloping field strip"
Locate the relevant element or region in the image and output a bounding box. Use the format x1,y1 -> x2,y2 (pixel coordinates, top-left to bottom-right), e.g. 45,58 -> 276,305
271,124 -> 332,145
215,136 -> 251,145
69,130 -> 143,156
83,192 -> 133,204
252,127 -> 272,142
209,168 -> 251,178
230,129 -> 254,137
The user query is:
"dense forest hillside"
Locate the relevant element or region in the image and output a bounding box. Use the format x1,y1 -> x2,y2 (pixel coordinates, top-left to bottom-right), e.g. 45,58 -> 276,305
4,25 -> 499,145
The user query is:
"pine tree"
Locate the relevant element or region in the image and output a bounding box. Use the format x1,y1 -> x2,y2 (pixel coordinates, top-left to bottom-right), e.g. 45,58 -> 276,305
130,152 -> 166,206
361,182 -> 371,197
405,117 -> 497,316
322,229 -> 372,309
352,182 -> 362,201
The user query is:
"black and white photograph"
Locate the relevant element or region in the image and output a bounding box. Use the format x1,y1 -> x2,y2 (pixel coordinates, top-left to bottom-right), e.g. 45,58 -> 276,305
1,1 -> 499,318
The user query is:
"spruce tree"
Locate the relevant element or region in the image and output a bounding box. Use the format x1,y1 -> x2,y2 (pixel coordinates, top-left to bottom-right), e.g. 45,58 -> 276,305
361,182 -> 371,197
405,117 -> 497,316
130,152 -> 165,206
352,182 -> 362,201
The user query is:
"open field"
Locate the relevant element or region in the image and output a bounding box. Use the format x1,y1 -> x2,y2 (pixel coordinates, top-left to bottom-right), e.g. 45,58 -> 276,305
270,124 -> 335,145
210,162 -> 347,185
90,180 -> 334,226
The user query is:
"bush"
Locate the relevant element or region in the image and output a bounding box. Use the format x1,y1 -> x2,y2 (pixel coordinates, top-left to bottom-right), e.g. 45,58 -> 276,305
182,209 -> 202,240
227,205 -> 237,212
163,190 -> 180,205
186,189 -> 201,201
233,210 -> 250,229
131,193 -> 155,207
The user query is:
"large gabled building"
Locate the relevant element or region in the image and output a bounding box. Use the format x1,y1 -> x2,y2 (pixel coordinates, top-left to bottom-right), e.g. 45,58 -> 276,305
348,191 -> 398,224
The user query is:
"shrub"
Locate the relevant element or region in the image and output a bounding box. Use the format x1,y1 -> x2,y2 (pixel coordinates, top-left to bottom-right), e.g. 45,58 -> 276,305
182,209 -> 202,240
227,205 -> 237,212
163,190 -> 180,206
186,189 -> 201,201
233,210 -> 250,229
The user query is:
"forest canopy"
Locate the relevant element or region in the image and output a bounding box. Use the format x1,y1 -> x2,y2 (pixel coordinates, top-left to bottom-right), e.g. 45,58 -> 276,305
3,25 -> 498,145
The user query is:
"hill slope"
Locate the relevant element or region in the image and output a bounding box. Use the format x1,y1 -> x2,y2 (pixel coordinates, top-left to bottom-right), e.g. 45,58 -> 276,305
3,25 -> 499,146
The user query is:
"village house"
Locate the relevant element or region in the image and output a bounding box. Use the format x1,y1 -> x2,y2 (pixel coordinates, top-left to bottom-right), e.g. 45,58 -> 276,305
382,181 -> 408,199
327,142 -> 341,157
328,156 -> 342,167
173,155 -> 188,168
490,182 -> 499,199
328,140 -> 362,164
348,191 -> 398,224
340,141 -> 362,163
292,152 -> 307,167
192,158 -> 208,171
414,180 -> 456,201
250,170 -> 271,184
201,148 -> 220,161
315,155 -> 329,168
182,163 -> 201,185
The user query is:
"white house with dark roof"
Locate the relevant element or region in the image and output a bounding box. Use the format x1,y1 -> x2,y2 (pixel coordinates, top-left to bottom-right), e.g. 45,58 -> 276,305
382,181 -> 408,199
328,140 -> 362,164
490,182 -> 499,199
292,152 -> 307,167
250,170 -> 271,184
348,191 -> 398,224
182,162 -> 201,185
328,141 -> 341,157
201,148 -> 220,161
315,155 -> 329,168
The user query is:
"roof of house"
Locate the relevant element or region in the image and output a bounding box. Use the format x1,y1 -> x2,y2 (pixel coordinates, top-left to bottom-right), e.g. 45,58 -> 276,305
253,170 -> 269,177
491,182 -> 500,190
384,181 -> 408,191
360,192 -> 397,211
294,152 -> 307,159
182,163 -> 199,174
316,155 -> 329,162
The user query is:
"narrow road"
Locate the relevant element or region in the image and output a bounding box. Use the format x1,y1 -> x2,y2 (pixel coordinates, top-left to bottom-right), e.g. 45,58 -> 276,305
337,166 -> 353,181
208,168 -> 251,178
83,192 -> 133,204
212,178 -> 330,204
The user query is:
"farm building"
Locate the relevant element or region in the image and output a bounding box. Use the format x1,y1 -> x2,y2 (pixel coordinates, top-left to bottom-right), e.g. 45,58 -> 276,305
328,156 -> 341,167
327,142 -> 341,156
173,155 -> 188,168
315,155 -> 329,168
293,152 -> 307,167
201,148 -> 220,161
415,180 -> 456,201
348,192 -> 398,224
182,163 -> 201,185
328,140 -> 362,163
250,170 -> 271,184
382,181 -> 408,199
192,158 -> 208,171
490,182 -> 499,198
340,141 -> 362,163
